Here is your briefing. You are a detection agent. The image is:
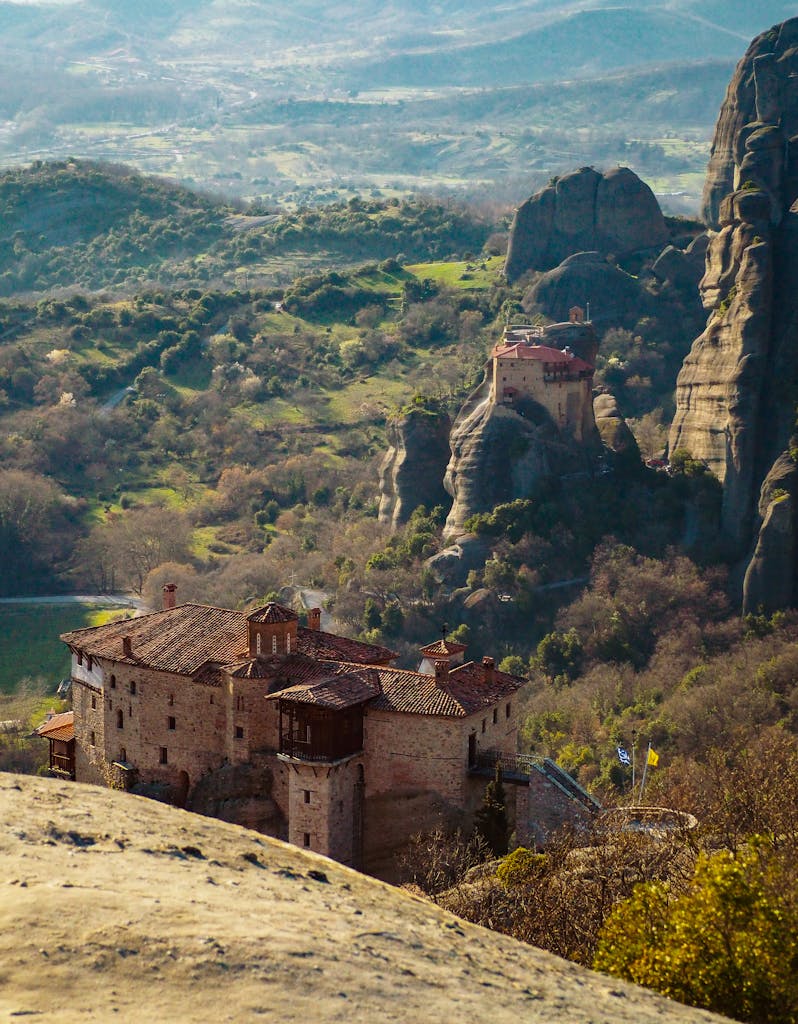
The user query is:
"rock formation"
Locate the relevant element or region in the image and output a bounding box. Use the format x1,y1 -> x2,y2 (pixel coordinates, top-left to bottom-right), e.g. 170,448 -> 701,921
594,393 -> 639,459
378,403 -> 452,528
670,16 -> 798,608
0,773 -> 727,1023
443,374 -> 597,538
505,166 -> 668,281
521,251 -> 649,329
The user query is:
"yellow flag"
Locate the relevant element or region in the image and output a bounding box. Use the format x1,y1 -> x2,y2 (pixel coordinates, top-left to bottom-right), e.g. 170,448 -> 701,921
647,747 -> 659,767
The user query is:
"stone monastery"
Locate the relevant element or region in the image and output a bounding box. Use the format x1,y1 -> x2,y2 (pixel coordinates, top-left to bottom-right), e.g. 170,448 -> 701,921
58,590 -> 596,877
491,308 -> 596,442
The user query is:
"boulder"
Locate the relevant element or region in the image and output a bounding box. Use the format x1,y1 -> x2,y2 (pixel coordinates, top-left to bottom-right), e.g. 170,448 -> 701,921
425,533 -> 490,587
188,762 -> 284,836
593,393 -> 639,457
506,166 -> 667,280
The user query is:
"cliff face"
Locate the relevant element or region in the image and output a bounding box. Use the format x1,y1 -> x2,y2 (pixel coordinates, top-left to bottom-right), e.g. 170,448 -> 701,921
443,377 -> 596,537
378,405 -> 452,528
671,16 -> 798,605
505,166 -> 668,281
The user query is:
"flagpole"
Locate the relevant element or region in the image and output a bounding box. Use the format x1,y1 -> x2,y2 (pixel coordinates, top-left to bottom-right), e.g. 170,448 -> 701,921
638,742 -> 651,804
631,731 -> 636,805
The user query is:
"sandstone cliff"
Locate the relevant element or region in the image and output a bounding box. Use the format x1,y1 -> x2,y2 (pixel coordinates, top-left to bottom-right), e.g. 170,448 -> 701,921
670,16 -> 798,604
0,773 -> 728,1024
505,166 -> 668,281
378,404 -> 452,528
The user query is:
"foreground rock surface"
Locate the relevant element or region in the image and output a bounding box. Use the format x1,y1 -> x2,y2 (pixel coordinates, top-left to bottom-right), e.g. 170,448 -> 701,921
0,773 -> 729,1024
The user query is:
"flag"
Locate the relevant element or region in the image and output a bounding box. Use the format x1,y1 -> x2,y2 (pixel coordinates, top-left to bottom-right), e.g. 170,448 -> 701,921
647,747 -> 659,767
617,746 -> 631,767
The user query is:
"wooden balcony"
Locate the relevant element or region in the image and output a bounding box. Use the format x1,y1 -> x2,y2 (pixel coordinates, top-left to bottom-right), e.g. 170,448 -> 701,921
278,701 -> 364,763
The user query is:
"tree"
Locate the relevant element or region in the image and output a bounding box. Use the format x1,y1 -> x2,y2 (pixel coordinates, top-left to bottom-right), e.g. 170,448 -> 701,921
474,762 -> 509,856
594,837 -> 798,1024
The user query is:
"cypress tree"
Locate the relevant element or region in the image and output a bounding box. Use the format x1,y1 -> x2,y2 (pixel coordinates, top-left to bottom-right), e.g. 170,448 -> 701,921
474,761 -> 509,856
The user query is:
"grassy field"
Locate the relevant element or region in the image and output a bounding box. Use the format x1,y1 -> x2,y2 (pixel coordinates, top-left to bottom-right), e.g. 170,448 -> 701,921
0,604 -> 121,694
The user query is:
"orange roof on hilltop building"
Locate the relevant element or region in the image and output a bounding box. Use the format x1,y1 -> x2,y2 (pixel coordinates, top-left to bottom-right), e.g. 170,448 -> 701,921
268,668 -> 382,710
492,342 -> 593,373
61,604 -> 396,675
35,711 -> 74,742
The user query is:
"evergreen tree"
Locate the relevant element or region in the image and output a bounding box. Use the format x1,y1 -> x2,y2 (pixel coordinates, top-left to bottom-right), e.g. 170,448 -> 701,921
474,762 -> 509,856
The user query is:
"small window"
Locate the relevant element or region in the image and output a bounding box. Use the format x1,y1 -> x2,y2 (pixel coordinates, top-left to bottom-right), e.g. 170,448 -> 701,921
210,694 -> 214,705
117,709 -> 124,730
77,651 -> 83,666
492,708 -> 498,725
272,635 -> 277,654
168,716 -> 176,731
120,747 -> 127,762
110,675 -> 116,689
235,725 -> 244,739
109,699 -> 113,711
128,705 -> 132,717
91,696 -> 97,710
303,789 -> 311,804
168,694 -> 174,707
506,702 -> 511,719
87,656 -> 93,672
303,833 -> 311,848
159,747 -> 168,765
90,731 -> 96,746
481,718 -> 486,734
130,680 -> 136,696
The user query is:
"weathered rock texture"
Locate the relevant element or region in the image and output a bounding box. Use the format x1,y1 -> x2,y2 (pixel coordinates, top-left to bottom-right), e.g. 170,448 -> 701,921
443,376 -> 596,537
594,393 -> 639,458
506,166 -> 668,281
379,405 -> 452,528
0,773 -> 728,1024
670,17 -> 798,608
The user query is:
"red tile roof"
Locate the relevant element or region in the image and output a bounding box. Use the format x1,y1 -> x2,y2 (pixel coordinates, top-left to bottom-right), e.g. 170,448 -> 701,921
246,602 -> 298,624
296,626 -> 396,665
492,342 -> 593,374
36,711 -> 74,742
60,605 -> 395,676
61,604 -> 248,675
334,661 -> 525,717
419,638 -> 467,658
268,668 -> 381,710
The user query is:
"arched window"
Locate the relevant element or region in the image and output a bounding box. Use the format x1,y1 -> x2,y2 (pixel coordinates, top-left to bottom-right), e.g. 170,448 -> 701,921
286,633 -> 291,653
272,635 -> 277,654
116,709 -> 124,730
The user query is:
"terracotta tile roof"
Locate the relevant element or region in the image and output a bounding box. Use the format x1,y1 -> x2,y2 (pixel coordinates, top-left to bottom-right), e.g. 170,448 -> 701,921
296,627 -> 396,665
330,661 -> 526,717
246,602 -> 298,624
419,638 -> 467,658
61,604 -> 248,675
35,711 -> 74,742
268,668 -> 381,710
492,342 -> 593,373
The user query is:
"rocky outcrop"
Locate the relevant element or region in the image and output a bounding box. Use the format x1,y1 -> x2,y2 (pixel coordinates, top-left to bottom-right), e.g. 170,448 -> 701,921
0,773 -> 728,1024
701,21 -> 798,228
187,762 -> 284,835
379,404 -> 452,528
443,378 -> 596,538
671,16 -> 798,606
522,251 -> 648,329
594,393 -> 639,458
506,166 -> 668,281
425,533 -> 490,587
743,452 -> 798,614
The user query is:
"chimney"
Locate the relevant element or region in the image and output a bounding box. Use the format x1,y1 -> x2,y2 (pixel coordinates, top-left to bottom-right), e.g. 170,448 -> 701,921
482,656 -> 495,685
122,636 -> 132,657
434,659 -> 449,683
307,607 -> 321,631
162,583 -> 177,610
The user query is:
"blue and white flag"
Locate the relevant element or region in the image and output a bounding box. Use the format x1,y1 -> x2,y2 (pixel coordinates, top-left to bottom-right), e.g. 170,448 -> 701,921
617,746 -> 632,767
